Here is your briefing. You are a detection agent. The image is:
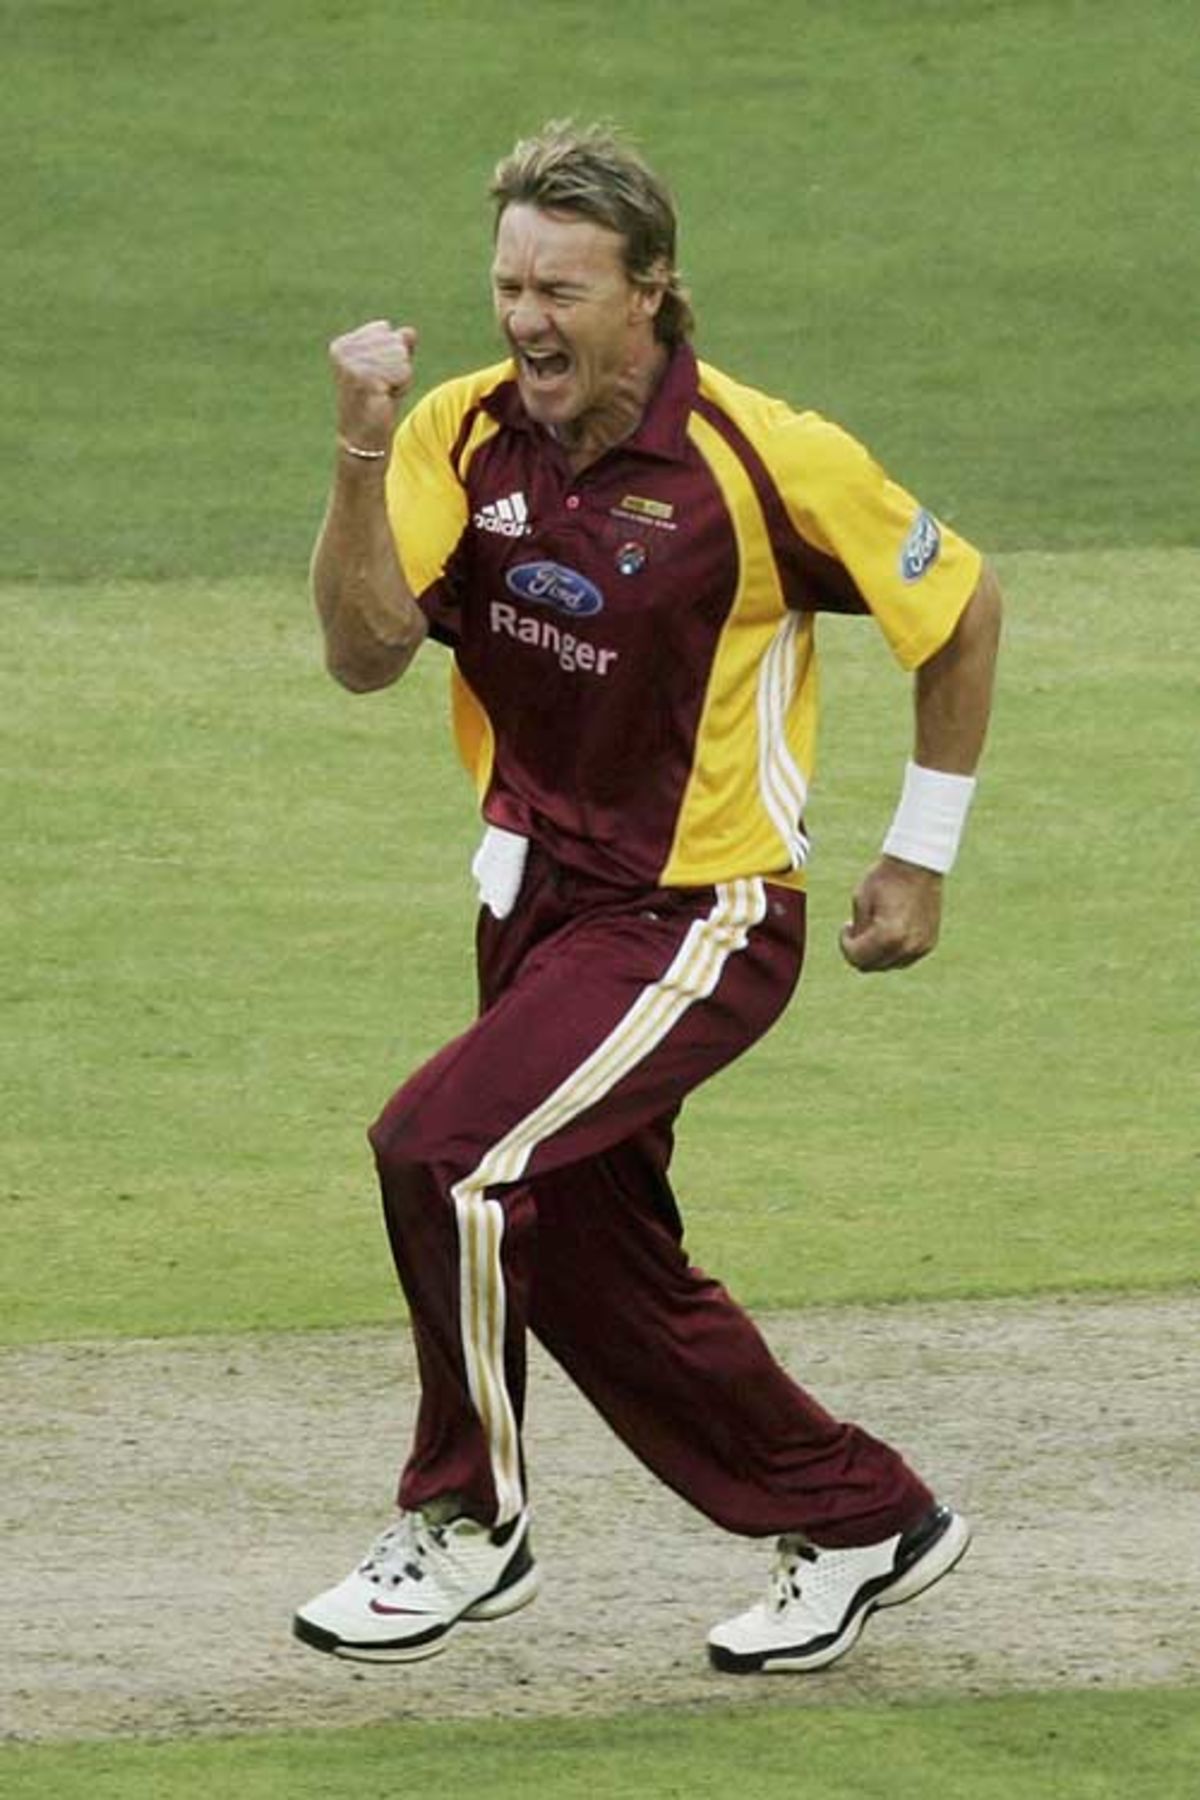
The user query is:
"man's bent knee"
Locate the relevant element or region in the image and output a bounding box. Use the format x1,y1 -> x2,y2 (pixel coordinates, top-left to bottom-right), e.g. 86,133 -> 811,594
368,1092 -> 483,1194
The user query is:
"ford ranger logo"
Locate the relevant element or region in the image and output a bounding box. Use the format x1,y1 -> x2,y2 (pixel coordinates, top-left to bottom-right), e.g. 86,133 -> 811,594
505,560 -> 605,617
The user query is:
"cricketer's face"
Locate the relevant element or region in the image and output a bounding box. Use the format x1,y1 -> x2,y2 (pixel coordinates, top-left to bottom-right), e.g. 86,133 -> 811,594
491,203 -> 662,439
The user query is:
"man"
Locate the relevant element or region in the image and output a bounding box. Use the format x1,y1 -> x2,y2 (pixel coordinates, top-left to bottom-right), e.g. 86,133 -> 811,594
294,121 -> 1001,1676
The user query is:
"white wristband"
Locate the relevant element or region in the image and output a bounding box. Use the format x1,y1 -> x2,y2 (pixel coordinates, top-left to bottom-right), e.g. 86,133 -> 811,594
882,761 -> 977,874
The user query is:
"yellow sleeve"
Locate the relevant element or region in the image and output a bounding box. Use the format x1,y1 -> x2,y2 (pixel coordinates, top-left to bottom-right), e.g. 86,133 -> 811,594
383,383 -> 472,611
772,412 -> 983,669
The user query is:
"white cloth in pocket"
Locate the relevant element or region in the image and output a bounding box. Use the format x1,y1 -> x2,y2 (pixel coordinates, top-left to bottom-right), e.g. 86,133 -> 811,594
470,825 -> 529,920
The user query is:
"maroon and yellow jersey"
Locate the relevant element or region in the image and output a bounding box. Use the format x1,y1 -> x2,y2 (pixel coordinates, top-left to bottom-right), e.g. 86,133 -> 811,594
385,344 -> 982,890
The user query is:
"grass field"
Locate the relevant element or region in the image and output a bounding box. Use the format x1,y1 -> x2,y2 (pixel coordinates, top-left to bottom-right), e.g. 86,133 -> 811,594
3,0 -> 1196,1793
5,1690 -> 1199,1800
4,546 -> 1196,1341
4,0 -> 1195,577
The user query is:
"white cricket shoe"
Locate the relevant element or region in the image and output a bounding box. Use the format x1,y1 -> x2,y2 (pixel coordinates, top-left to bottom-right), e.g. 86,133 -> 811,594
293,1507 -> 538,1662
708,1502 -> 970,1673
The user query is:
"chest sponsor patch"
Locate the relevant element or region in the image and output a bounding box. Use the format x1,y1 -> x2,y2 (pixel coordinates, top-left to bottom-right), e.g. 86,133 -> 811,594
506,560 -> 604,618
610,493 -> 676,533
619,494 -> 673,520
899,509 -> 942,582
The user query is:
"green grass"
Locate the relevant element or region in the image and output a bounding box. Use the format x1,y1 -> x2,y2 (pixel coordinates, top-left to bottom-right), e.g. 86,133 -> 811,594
3,0 -> 1196,579
3,547 -> 1196,1342
4,1690 -> 1198,1799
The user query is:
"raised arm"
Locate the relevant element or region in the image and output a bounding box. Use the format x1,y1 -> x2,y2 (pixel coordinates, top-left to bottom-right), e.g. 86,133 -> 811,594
839,561 -> 1003,972
312,321 -> 430,692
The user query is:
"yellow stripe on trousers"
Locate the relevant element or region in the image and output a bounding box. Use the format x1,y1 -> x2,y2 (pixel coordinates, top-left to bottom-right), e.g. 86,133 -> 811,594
450,878 -> 769,1522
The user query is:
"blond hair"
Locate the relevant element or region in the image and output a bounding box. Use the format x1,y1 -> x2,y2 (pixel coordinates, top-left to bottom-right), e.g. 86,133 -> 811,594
489,121 -> 694,346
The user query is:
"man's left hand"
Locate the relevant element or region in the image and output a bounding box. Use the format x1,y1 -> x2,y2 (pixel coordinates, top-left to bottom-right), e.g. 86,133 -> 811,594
839,856 -> 943,972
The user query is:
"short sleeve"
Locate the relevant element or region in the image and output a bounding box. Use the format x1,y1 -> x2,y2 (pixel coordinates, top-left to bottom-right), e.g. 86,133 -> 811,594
384,388 -> 471,644
773,414 -> 983,669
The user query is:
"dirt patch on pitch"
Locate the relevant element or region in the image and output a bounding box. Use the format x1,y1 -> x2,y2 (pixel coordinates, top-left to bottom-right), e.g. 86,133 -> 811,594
2,1293 -> 1196,1743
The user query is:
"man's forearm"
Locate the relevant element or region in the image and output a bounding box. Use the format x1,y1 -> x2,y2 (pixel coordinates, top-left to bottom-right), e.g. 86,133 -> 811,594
312,453 -> 428,694
912,561 -> 1003,773
875,561 -> 1001,876
842,561 -> 1002,968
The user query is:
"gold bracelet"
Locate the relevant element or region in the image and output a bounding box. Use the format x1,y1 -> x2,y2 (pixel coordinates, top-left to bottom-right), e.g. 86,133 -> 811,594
337,435 -> 389,461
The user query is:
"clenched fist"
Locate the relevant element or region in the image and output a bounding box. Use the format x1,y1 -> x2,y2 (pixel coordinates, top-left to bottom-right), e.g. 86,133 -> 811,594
839,856 -> 943,973
330,320 -> 419,458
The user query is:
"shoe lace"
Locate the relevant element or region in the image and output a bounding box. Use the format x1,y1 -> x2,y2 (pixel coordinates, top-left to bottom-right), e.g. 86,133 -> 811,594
771,1533 -> 877,1616
770,1535 -> 820,1613
358,1511 -> 450,1592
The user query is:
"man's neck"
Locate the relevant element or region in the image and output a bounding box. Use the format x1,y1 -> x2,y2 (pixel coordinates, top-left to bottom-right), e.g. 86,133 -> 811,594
553,341 -> 671,474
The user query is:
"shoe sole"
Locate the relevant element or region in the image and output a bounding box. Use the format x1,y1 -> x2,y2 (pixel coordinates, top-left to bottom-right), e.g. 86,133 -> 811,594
293,1558 -> 540,1664
709,1508 -> 972,1676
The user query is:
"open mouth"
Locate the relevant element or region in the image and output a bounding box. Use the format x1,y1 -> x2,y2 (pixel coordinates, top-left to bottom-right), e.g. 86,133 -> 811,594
520,350 -> 571,384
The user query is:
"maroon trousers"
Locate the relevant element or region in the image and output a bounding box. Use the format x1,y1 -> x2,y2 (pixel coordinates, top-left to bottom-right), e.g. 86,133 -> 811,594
369,848 -> 933,1548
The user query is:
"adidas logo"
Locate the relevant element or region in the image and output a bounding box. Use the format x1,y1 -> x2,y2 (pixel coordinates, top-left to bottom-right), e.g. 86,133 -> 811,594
474,492 -> 531,537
